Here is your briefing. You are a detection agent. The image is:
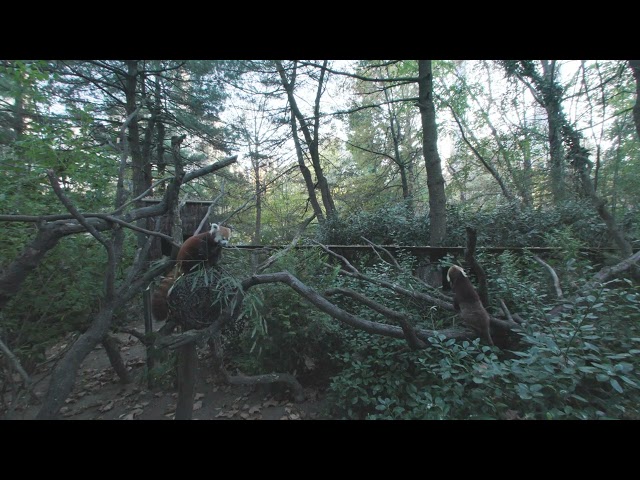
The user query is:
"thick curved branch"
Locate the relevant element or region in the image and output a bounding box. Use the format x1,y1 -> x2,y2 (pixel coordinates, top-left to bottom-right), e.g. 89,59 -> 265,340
326,287 -> 426,349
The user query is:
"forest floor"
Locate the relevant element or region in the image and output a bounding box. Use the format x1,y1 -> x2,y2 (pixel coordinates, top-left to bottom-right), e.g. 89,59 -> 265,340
4,331 -> 331,421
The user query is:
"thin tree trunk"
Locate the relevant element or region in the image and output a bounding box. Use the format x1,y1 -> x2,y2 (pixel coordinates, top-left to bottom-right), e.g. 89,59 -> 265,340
174,343 -> 197,420
384,89 -> 413,209
36,306 -> 116,419
417,60 -> 447,247
276,60 -> 336,220
629,60 -> 640,141
541,60 -> 566,203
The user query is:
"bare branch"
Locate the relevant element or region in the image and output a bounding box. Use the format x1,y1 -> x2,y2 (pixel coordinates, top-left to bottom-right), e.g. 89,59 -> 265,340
326,287 -> 427,349
533,255 -> 564,299
195,184 -> 225,235
549,250 -> 640,317
312,240 -> 359,274
47,171 -> 109,249
498,299 -> 517,326
0,334 -> 40,402
112,176 -> 172,215
297,60 -> 419,83
361,237 -> 402,272
253,214 -> 316,274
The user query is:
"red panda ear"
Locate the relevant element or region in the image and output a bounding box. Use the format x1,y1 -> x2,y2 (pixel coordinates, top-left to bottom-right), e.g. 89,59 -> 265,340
210,223 -> 219,233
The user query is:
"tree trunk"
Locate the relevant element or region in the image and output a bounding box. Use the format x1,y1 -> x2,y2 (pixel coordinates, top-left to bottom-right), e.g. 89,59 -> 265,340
540,61 -> 567,203
629,60 -> 640,141
102,335 -> 131,384
276,60 -> 336,221
174,343 -> 197,420
36,306 -> 116,419
417,60 -> 447,247
385,93 -> 413,210
506,60 -> 632,257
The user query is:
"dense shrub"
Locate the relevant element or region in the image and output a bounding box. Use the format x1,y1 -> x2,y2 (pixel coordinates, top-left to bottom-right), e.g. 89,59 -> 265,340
318,199 -> 631,249
325,246 -> 640,420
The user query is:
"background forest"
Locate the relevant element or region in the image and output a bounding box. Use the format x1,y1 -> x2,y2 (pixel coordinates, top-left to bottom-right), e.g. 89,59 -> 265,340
1,60 -> 640,420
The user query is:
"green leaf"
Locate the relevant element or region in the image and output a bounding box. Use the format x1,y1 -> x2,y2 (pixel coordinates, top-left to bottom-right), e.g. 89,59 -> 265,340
577,366 -> 597,374
619,376 -> 639,388
609,378 -> 623,393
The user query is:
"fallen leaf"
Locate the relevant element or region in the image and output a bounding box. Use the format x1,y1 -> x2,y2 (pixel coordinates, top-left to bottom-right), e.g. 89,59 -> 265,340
280,416 -> 289,420
240,412 -> 249,419
121,413 -> 135,420
263,399 -> 278,408
249,406 -> 261,414
99,401 -> 114,412
289,413 -> 300,420
195,393 -> 205,400
193,401 -> 203,411
130,408 -> 144,416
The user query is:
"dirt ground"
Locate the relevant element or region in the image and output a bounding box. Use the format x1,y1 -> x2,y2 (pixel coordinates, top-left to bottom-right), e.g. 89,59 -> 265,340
4,331 -> 331,420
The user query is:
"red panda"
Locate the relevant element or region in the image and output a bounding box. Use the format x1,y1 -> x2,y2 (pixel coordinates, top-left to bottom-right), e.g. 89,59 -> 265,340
176,223 -> 231,275
151,223 -> 231,321
447,265 -> 494,346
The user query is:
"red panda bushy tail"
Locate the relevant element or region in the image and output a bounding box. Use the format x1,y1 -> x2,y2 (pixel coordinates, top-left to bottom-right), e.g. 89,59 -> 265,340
151,268 -> 178,321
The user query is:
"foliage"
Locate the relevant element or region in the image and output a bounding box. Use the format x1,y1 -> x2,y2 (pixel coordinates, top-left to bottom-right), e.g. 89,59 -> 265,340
327,270 -> 640,420
318,198 -> 624,250
228,247 -> 345,383
319,202 -> 428,245
0,233 -> 112,370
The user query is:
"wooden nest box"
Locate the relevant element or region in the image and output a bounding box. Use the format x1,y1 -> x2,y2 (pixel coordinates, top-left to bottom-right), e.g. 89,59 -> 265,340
141,198 -> 219,260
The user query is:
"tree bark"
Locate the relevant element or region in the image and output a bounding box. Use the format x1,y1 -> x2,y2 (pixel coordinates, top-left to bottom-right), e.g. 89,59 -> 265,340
629,60 -> 640,141
36,305 -> 116,419
417,61 -> 447,247
540,60 -> 567,203
276,60 -> 336,220
102,335 -> 131,384
174,343 -> 197,420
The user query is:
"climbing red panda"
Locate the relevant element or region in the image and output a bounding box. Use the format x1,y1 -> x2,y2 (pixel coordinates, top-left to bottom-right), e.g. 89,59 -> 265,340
151,223 -> 231,321
447,265 -> 494,346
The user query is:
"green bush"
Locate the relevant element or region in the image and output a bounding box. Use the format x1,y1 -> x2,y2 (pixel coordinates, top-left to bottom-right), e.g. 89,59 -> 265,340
326,246 -> 640,420
227,248 -> 346,383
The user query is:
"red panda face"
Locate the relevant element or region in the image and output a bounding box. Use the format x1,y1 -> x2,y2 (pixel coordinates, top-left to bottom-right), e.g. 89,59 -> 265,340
209,223 -> 231,246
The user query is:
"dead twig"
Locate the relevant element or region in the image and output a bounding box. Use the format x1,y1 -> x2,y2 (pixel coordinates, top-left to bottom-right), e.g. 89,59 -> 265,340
533,254 -> 563,299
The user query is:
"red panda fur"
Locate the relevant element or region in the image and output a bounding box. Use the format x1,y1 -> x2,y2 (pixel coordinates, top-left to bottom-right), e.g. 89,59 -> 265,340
151,223 -> 231,321
447,265 -> 494,346
150,270 -> 178,322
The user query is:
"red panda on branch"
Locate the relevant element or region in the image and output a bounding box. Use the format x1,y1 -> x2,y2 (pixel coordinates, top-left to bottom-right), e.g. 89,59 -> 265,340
447,265 -> 494,346
151,223 -> 231,321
